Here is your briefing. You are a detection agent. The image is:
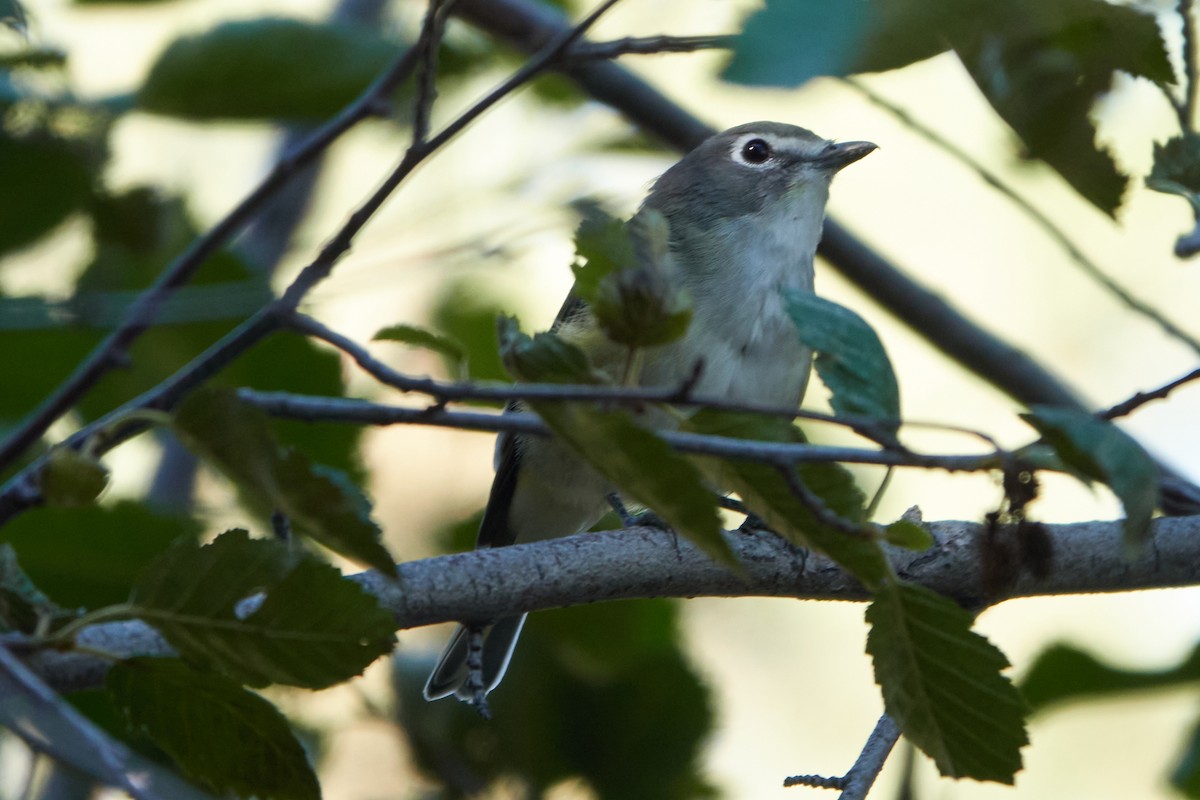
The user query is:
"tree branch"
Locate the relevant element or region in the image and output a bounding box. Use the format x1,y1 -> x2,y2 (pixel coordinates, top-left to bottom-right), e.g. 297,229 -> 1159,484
25,515 -> 1200,694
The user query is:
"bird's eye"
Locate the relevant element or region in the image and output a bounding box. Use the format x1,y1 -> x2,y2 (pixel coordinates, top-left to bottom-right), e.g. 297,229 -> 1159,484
740,138 -> 772,164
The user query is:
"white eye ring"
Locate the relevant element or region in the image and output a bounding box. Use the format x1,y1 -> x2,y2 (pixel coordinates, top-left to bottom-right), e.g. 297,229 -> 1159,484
731,134 -> 775,168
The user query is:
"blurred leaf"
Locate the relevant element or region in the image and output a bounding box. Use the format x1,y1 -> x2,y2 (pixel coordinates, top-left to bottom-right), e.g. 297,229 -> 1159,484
0,543 -> 69,633
138,17 -> 399,121
782,288 -> 900,437
0,647 -> 218,800
373,323 -> 467,378
431,279 -> 510,386
543,405 -> 730,566
1148,134 -> 1200,216
0,501 -> 199,609
1020,642 -> 1200,713
39,448 -> 109,508
1173,717 -> 1200,798
684,410 -> 889,587
108,658 -> 319,800
867,581 -> 1027,782
0,131 -> 94,255
398,600 -> 717,799
884,519 -> 933,550
173,387 -> 393,573
131,529 -> 395,688
1021,406 -> 1158,546
723,0 -> 869,86
497,320 -> 730,563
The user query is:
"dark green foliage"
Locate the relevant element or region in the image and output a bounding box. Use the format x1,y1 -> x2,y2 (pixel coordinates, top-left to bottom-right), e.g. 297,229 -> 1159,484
138,17 -> 400,121
108,658 -> 320,800
397,600 -> 718,800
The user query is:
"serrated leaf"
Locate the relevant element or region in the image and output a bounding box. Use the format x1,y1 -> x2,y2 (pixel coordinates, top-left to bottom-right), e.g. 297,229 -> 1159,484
497,317 -> 604,385
138,17 -> 399,120
571,209 -> 635,301
534,404 -> 731,567
684,410 -> 889,587
0,647 -> 218,800
781,288 -> 900,438
1020,642 -> 1200,713
571,209 -> 691,350
39,447 -> 109,507
867,581 -> 1028,782
108,658 -> 320,800
130,529 -> 396,688
174,387 -> 394,574
884,519 -> 933,551
373,323 -> 467,378
1021,406 -> 1159,546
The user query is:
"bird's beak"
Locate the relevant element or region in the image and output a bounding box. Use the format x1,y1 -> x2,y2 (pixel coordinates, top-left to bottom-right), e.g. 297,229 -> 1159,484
815,140 -> 877,171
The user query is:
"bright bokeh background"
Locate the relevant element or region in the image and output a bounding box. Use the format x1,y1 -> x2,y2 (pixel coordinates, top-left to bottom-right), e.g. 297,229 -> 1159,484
7,0 -> 1200,797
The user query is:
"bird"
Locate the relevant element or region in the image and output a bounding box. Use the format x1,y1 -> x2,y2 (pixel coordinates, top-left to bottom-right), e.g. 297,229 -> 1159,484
424,121 -> 875,704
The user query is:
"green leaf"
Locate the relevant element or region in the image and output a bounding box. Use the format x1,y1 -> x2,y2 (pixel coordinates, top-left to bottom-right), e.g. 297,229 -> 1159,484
173,387 -> 394,574
542,404 -> 731,565
0,501 -> 199,610
0,131 -> 94,255
684,410 -> 890,587
866,581 -> 1028,782
497,317 -> 604,385
1020,642 -> 1200,713
571,209 -> 635,301
39,448 -> 109,507
430,280 -> 510,386
130,529 -> 396,688
1148,134 -> 1200,216
588,210 -> 692,350
781,288 -> 900,437
108,658 -> 320,800
884,519 -> 933,551
138,17 -> 399,120
373,323 -> 467,378
723,0 -> 870,86
1021,406 -> 1159,546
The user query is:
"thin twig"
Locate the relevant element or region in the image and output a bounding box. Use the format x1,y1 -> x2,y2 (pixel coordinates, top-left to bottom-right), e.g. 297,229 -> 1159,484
412,0 -> 455,144
1181,0 -> 1197,132
234,390 -> 1005,473
564,34 -> 732,62
289,312 -> 924,446
0,33 -> 426,474
843,77 -> 1200,359
1100,366 -> 1200,419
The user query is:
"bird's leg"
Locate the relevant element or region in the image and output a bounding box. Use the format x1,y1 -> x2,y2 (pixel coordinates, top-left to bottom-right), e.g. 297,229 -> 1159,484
606,492 -> 669,531
463,625 -> 492,719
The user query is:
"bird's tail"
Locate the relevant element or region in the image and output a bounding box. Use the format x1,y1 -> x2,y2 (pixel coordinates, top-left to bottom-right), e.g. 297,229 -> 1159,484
422,614 -> 528,702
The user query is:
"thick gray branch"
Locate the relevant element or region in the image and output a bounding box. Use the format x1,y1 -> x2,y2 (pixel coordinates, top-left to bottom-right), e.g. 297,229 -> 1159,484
28,515 -> 1200,693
